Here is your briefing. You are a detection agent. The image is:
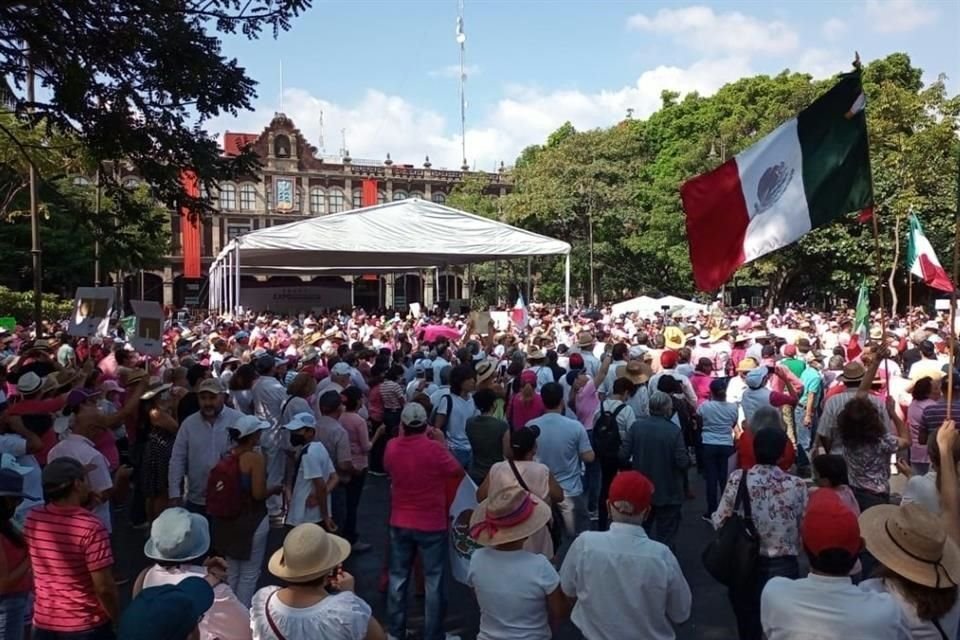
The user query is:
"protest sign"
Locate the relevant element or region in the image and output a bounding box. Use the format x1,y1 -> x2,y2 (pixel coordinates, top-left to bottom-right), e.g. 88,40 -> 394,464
130,300 -> 164,356
67,287 -> 115,337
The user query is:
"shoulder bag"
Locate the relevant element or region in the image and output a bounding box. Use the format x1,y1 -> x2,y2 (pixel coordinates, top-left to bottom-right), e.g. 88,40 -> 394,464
507,455 -> 563,550
702,469 -> 759,588
265,590 -> 288,640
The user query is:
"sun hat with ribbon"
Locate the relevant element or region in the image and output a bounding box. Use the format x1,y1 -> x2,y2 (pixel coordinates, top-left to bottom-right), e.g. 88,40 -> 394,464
468,486 -> 552,547
144,507 -> 211,563
860,503 -> 960,589
268,523 -> 351,583
475,359 -> 497,384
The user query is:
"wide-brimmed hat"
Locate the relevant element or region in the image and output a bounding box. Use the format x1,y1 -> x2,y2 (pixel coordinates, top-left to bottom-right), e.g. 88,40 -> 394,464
663,326 -> 684,351
710,328 -> 730,343
860,504 -> 960,589
841,361 -> 866,383
527,346 -> 546,361
16,372 -> 43,395
577,331 -> 595,348
268,523 -> 351,583
468,486 -> 552,546
736,357 -> 758,373
475,359 -> 496,384
617,361 -> 651,385
869,326 -> 884,341
144,508 -> 211,563
140,380 -> 173,401
697,330 -> 711,343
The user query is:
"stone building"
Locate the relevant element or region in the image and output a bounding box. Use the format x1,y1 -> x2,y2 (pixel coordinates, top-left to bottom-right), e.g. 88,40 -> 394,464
133,113 -> 509,311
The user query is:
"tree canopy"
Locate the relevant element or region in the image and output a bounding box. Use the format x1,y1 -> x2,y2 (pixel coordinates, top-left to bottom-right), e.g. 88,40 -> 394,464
447,53 -> 960,309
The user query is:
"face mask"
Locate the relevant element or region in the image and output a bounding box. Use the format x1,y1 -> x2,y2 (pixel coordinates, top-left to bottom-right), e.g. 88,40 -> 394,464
289,433 -> 307,447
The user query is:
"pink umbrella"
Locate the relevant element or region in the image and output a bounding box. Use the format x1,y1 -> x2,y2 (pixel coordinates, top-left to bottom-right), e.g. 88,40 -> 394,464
419,325 -> 461,343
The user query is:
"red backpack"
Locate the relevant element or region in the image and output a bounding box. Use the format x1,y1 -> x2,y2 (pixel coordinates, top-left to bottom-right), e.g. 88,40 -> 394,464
205,453 -> 243,519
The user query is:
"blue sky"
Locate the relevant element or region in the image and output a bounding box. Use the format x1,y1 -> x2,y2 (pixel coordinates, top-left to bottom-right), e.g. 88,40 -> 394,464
210,0 -> 960,170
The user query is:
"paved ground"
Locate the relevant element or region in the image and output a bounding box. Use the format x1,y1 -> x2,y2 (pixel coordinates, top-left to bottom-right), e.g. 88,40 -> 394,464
115,473 -> 737,639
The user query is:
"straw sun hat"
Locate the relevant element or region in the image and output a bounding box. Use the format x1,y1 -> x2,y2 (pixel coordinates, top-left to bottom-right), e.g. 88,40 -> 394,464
268,523 -> 351,583
469,486 -> 552,547
860,504 -> 960,589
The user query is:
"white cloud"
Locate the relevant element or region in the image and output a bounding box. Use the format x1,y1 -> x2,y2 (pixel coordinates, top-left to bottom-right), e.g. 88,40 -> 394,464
795,49 -> 852,79
864,0 -> 936,33
821,17 -> 847,39
626,6 -> 798,54
428,64 -> 481,79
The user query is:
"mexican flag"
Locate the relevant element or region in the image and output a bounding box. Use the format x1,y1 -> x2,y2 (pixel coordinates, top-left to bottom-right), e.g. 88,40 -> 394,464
511,294 -> 529,331
681,70 -> 873,291
907,213 -> 953,292
854,278 -> 870,341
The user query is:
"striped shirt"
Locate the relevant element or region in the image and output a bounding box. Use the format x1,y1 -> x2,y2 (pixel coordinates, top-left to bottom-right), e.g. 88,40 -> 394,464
24,503 -> 114,632
921,400 -> 960,442
381,380 -> 405,410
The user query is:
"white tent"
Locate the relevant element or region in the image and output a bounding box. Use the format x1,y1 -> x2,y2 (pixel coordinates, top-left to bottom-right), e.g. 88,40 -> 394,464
209,199 -> 572,312
610,295 -> 659,316
656,295 -> 707,315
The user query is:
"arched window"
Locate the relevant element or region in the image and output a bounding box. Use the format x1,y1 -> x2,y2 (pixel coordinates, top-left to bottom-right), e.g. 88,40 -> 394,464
352,188 -> 362,209
72,176 -> 91,187
328,188 -> 346,213
392,190 -> 408,201
122,177 -> 140,189
309,188 -> 325,215
239,183 -> 256,211
377,191 -> 386,204
273,134 -> 291,158
219,183 -> 237,210
432,191 -> 446,204
409,191 -> 424,200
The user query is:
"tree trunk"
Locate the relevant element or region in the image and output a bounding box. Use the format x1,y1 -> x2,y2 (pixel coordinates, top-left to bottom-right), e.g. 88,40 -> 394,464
888,214 -> 901,318
766,269 -> 791,312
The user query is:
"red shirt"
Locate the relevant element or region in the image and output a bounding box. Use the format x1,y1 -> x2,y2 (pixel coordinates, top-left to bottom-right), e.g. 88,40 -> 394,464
0,535 -> 31,594
737,429 -> 796,471
384,433 -> 463,532
24,503 -> 114,632
7,396 -> 66,465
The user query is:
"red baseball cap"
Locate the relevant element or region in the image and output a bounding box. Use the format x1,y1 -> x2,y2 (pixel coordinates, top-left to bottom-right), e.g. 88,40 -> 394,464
608,471 -> 654,515
783,344 -> 797,357
801,490 -> 862,556
660,350 -> 678,369
568,353 -> 584,369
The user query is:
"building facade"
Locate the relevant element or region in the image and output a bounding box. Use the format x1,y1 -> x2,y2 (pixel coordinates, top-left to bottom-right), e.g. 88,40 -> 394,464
136,113 -> 509,311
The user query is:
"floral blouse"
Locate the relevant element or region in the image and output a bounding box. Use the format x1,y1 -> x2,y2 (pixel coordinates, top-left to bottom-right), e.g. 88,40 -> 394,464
712,465 -> 808,558
844,433 -> 899,495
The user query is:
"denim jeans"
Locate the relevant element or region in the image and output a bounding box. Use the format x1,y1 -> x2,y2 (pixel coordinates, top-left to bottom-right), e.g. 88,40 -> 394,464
387,527 -> 448,640
0,593 -> 28,640
226,515 -> 268,607
450,448 -> 472,471
729,555 -> 799,640
642,504 -> 682,552
34,624 -> 116,640
331,484 -> 348,532
701,444 -> 735,516
793,405 -> 817,467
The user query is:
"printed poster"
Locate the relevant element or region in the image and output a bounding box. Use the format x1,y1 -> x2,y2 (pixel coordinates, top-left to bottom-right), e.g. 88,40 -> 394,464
67,287 -> 115,337
130,300 -> 165,356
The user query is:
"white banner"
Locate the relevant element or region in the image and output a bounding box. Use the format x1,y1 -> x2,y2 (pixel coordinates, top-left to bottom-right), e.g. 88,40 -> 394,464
67,287 -> 115,337
239,285 -> 351,314
448,474 -> 479,585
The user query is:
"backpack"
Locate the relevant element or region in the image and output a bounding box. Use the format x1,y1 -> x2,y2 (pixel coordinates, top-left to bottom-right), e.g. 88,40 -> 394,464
205,453 -> 243,519
593,403 -> 627,461
430,393 -> 454,430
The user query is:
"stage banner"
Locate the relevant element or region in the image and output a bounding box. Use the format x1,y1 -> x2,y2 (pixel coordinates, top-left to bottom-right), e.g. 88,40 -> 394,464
361,179 -> 378,207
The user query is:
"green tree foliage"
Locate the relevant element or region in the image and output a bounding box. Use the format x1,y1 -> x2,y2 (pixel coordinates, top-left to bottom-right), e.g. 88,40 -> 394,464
501,53 -> 959,309
0,286 -> 72,324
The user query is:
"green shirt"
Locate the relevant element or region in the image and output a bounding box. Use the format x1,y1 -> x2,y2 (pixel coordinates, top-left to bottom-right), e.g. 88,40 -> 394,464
782,356 -> 806,379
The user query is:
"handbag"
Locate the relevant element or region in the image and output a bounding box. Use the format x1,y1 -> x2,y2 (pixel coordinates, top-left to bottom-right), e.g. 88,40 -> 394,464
265,590 -> 288,640
702,469 -> 759,588
507,457 -> 563,550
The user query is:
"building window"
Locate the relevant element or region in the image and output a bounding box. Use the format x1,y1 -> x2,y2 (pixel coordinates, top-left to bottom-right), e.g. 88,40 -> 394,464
309,188 -> 325,214
219,183 -> 237,210
227,223 -> 250,241
432,191 -> 446,204
378,191 -> 386,204
239,183 -> 256,211
328,188 -> 346,213
409,191 -> 423,200
352,189 -> 362,209
72,176 -> 91,187
393,190 -> 408,201
122,177 -> 140,189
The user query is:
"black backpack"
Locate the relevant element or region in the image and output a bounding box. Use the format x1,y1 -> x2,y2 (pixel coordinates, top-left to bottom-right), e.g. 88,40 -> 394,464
429,393 -> 454,430
593,403 -> 627,461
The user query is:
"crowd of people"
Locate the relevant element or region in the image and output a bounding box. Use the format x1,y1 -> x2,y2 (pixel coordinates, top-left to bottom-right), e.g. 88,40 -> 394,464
1,300 -> 960,639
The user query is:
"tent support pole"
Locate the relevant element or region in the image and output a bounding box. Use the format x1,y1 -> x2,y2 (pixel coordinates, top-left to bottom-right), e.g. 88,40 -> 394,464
224,252 -> 231,314
233,243 -> 241,316
526,257 -> 532,303
564,254 -> 571,314
495,260 -> 500,307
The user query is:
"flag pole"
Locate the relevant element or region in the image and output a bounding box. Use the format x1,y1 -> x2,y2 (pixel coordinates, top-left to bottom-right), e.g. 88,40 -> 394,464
947,149 -> 960,420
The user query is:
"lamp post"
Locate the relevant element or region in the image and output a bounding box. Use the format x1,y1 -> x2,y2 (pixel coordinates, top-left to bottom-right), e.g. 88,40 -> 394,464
27,56 -> 42,336
578,183 -> 595,306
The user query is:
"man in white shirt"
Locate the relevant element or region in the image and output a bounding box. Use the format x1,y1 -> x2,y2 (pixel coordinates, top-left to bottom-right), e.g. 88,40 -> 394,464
316,361 -> 352,397
252,354 -> 290,520
761,490 -> 910,640
560,471 -> 691,640
282,412 -> 337,531
648,351 -> 697,409
406,360 -> 437,401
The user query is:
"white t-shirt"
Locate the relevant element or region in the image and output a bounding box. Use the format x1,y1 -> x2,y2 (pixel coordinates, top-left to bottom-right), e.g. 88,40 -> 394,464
592,398 -> 636,440
48,434 -> 113,532
901,472 -> 940,514
285,443 -> 335,526
467,547 -> 559,640
0,434 -> 42,525
436,394 -> 478,452
251,586 -> 371,640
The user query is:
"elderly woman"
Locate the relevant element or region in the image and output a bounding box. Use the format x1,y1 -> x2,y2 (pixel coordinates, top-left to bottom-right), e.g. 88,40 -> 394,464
713,428 -> 808,640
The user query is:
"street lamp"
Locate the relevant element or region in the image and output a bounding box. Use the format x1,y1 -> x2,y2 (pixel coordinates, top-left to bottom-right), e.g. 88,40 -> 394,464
578,183 -> 595,306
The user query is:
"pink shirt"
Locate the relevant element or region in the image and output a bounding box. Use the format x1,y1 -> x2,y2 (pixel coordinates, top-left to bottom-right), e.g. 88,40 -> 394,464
691,372 -> 713,407
384,433 -> 463,532
572,380 -> 600,430
340,411 -> 371,470
508,393 -> 545,431
141,565 -> 252,640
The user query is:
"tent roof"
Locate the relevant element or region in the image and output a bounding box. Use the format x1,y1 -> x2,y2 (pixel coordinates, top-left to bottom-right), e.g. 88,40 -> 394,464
215,198 -> 570,271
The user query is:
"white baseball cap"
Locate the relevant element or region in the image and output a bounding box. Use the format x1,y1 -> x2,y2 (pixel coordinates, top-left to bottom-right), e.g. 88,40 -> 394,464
231,415 -> 271,439
282,412 -> 317,431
